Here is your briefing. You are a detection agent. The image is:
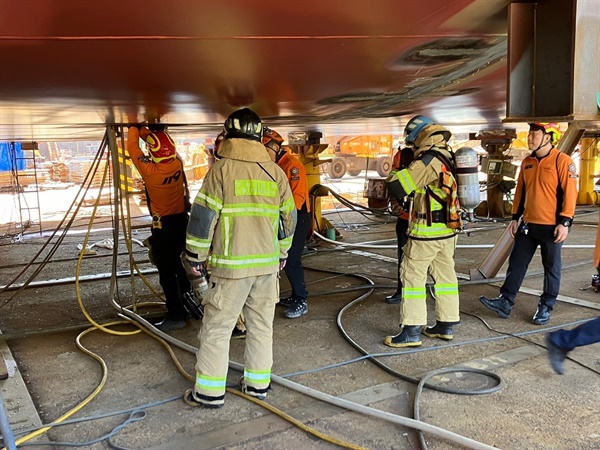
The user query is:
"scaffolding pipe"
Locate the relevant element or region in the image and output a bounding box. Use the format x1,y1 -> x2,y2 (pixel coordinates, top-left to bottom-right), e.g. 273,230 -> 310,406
0,391 -> 17,450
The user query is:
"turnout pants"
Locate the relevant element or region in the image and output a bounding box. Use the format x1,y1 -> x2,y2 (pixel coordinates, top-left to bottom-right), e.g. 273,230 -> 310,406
151,212 -> 191,321
548,316 -> 600,351
400,236 -> 459,325
501,223 -> 563,308
283,211 -> 310,302
194,273 -> 278,403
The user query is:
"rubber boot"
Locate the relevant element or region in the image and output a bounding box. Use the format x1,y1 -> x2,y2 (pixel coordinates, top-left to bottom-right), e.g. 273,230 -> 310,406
422,321 -> 454,341
383,325 -> 422,348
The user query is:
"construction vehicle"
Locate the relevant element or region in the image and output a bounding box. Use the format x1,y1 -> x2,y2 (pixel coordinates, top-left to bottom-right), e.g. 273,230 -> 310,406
323,135 -> 394,179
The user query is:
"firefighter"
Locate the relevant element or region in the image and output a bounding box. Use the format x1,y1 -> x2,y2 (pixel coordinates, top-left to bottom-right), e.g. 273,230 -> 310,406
205,130 -> 247,339
126,124 -> 191,332
182,108 -> 296,408
383,115 -> 460,347
385,147 -> 415,304
262,128 -> 311,318
479,123 -> 578,325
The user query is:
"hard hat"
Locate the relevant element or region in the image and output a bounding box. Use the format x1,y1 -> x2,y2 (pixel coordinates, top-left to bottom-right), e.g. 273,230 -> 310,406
262,128 -> 286,161
404,115 -> 435,146
145,130 -> 177,163
528,122 -> 561,145
262,127 -> 284,150
224,108 -> 263,142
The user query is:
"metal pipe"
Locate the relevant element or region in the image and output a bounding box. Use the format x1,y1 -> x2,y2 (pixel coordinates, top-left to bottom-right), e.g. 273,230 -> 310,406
0,391 -> 17,450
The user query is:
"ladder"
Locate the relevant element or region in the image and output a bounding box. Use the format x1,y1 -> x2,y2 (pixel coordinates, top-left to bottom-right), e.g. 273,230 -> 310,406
11,142 -> 43,236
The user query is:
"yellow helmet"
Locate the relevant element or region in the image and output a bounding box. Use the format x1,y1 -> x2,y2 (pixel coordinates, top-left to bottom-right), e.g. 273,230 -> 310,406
529,122 -> 561,145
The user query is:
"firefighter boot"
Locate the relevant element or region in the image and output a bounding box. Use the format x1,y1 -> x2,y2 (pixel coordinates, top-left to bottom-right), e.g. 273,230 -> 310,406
383,326 -> 422,348
479,295 -> 513,319
183,389 -> 224,409
422,321 -> 454,341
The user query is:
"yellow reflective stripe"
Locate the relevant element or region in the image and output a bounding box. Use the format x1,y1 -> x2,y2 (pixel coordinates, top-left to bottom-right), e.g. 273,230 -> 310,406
410,222 -> 454,236
221,206 -> 279,217
398,169 -> 417,193
223,216 -> 231,257
434,284 -> 459,294
186,236 -> 211,249
280,196 -> 295,213
403,287 -> 426,299
196,374 -> 227,391
196,191 -> 223,210
209,253 -> 280,269
244,368 -> 271,382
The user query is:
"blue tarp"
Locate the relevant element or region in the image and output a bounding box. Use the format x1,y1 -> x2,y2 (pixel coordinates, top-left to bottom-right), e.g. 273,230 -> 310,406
0,142 -> 25,172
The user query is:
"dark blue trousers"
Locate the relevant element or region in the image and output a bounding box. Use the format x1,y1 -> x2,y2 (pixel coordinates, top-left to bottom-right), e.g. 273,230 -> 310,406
549,317 -> 600,351
395,217 -> 409,292
500,223 -> 563,308
284,211 -> 311,302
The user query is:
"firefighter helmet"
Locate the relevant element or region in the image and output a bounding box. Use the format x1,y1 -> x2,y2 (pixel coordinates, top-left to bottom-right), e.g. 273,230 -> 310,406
213,131 -> 226,160
529,122 -> 561,145
412,124 -> 452,152
145,130 -> 177,163
404,115 -> 435,146
224,108 -> 263,142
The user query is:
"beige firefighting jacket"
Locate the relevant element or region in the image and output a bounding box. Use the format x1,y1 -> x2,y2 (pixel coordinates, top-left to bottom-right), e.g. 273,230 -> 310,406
186,138 -> 297,279
393,145 -> 456,240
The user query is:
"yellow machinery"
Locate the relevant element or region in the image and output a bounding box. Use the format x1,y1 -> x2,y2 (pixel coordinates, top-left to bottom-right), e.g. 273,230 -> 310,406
323,135 -> 394,178
286,132 -> 332,234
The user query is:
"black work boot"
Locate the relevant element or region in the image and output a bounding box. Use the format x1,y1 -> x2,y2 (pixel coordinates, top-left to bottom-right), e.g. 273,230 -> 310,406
385,291 -> 402,304
479,295 -> 513,319
384,325 -> 422,348
422,321 -> 455,341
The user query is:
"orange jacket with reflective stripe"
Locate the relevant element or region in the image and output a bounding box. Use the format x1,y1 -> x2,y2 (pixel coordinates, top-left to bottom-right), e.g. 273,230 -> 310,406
277,152 -> 310,212
127,127 -> 187,217
512,148 -> 578,225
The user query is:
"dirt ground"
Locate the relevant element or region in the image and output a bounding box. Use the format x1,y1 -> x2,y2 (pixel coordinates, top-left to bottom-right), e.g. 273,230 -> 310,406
1,203 -> 600,450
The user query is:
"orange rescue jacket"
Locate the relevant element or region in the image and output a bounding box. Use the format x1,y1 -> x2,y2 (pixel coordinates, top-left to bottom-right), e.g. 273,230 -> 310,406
127,127 -> 187,218
512,148 -> 578,226
277,152 -> 310,212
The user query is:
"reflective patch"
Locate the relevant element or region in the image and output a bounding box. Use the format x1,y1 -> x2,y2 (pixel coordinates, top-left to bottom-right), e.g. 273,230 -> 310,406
235,179 -> 277,197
